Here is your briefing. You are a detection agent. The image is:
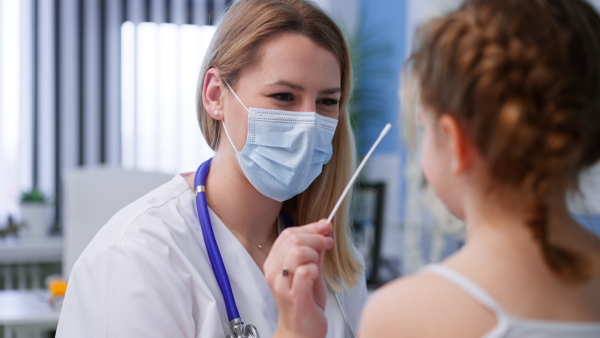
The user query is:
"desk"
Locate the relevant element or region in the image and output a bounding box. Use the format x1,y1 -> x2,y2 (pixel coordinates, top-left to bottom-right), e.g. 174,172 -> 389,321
0,237 -> 62,291
0,237 -> 62,264
0,289 -> 60,338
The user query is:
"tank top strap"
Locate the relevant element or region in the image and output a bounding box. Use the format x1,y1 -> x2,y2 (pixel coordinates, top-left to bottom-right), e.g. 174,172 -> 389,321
424,264 -> 506,316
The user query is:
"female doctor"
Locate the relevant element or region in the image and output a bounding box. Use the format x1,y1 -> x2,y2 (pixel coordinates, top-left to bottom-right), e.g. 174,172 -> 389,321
55,0 -> 367,337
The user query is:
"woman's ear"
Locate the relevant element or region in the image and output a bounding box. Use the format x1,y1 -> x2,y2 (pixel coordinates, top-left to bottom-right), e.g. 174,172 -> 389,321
439,114 -> 474,176
202,68 -> 224,121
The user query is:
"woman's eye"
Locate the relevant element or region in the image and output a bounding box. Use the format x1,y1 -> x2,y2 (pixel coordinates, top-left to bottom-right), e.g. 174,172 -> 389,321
270,93 -> 293,101
319,98 -> 340,106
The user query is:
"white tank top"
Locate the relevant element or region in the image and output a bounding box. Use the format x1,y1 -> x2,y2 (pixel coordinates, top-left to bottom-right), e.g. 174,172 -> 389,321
425,265 -> 600,338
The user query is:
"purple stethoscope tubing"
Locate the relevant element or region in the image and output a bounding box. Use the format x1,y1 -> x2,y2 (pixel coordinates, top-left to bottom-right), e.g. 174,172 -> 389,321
194,158 -> 241,322
193,156 -> 356,338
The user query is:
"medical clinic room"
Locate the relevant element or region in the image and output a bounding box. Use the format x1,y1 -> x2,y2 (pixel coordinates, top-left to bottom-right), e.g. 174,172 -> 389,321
2,0 -> 600,337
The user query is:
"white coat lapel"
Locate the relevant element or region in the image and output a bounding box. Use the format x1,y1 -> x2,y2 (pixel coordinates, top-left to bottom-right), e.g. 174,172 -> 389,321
209,209 -> 278,337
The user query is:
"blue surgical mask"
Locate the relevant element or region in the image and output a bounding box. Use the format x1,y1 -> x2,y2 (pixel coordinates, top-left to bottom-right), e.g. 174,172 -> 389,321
222,81 -> 338,202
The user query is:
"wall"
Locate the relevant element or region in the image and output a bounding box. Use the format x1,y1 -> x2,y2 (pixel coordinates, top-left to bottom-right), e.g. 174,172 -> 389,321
317,0 -> 409,281
353,0 -> 407,281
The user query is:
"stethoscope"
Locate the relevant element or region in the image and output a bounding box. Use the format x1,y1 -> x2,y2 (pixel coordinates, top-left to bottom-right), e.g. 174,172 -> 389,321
194,158 -> 357,338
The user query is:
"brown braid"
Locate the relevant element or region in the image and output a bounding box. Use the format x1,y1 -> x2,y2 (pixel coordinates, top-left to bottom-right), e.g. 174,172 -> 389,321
408,0 -> 600,283
527,196 -> 593,282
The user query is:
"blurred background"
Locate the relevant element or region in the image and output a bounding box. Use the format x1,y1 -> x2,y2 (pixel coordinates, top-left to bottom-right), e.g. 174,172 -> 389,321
0,0 -> 599,337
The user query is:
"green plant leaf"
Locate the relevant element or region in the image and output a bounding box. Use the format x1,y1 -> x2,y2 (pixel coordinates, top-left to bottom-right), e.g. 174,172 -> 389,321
21,187 -> 47,203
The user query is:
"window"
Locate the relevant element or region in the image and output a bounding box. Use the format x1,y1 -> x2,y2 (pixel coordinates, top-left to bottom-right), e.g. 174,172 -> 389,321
0,0 -> 22,221
120,22 -> 216,174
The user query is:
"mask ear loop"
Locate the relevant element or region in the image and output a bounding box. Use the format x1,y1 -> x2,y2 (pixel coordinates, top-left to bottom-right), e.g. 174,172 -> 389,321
221,119 -> 239,153
221,80 -> 249,154
224,80 -> 250,112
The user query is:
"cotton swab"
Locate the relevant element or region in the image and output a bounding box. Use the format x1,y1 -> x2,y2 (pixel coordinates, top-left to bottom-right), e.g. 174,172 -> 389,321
326,123 -> 392,223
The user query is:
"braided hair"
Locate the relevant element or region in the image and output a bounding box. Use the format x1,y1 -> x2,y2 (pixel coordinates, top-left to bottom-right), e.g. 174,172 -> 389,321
409,0 -> 600,283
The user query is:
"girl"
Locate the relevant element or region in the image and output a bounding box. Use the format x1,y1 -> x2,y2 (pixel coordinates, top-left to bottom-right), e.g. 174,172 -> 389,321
360,0 -> 600,337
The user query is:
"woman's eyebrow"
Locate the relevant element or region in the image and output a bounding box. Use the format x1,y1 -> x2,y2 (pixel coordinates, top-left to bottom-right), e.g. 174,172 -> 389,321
267,80 -> 305,91
319,87 -> 342,95
267,80 -> 341,95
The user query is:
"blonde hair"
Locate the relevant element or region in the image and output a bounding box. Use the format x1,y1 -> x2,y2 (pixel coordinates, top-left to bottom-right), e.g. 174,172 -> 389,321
196,0 -> 360,290
408,0 -> 600,283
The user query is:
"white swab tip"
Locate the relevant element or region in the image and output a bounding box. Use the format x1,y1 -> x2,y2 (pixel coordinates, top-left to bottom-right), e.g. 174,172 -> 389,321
381,123 -> 392,136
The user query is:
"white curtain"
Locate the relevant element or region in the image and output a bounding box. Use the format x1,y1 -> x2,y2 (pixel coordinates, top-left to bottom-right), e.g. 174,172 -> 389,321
0,0 -> 230,229
0,0 -> 22,221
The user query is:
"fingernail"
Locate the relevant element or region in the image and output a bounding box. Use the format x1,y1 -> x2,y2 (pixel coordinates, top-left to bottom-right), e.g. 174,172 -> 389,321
317,220 -> 330,230
327,237 -> 334,247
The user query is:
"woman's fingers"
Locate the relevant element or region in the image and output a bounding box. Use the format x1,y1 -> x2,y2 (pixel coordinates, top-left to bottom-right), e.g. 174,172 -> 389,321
265,220 -> 334,338
270,261 -> 293,297
266,231 -> 332,286
291,262 -> 320,300
274,232 -> 333,253
283,219 -> 332,236
265,220 -> 333,300
284,246 -> 320,273
274,219 -> 333,254
268,247 -> 318,294
271,262 -> 321,312
266,244 -> 322,289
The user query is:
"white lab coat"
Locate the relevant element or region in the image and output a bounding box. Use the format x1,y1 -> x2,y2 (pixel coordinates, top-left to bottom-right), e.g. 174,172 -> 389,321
56,175 -> 367,338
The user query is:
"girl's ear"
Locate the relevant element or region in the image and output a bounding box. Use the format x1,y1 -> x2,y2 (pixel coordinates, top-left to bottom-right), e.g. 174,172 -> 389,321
202,68 -> 225,121
439,114 -> 474,175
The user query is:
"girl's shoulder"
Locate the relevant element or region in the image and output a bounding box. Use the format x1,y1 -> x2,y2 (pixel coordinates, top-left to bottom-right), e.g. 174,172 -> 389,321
358,268 -> 496,337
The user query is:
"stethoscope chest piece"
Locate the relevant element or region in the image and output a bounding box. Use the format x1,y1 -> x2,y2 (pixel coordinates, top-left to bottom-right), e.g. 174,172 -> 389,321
227,318 -> 260,338
242,324 -> 259,338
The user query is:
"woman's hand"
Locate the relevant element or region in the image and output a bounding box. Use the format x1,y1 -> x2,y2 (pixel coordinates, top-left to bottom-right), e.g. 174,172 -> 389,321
264,219 -> 333,338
